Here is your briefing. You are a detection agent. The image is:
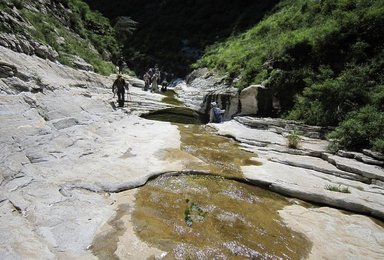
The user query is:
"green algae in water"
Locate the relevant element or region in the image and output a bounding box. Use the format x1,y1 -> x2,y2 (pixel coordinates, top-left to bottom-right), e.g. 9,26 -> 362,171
132,175 -> 312,259
179,124 -> 261,178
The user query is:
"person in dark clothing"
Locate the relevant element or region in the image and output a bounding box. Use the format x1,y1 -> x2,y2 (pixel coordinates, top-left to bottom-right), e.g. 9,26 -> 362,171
143,71 -> 150,91
209,102 -> 225,123
117,57 -> 125,74
112,75 -> 128,107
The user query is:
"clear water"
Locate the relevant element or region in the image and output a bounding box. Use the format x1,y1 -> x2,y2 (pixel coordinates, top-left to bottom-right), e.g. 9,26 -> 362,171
131,123 -> 311,259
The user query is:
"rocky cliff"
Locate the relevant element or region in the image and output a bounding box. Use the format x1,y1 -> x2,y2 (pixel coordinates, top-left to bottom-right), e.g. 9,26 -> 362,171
0,0 -> 119,74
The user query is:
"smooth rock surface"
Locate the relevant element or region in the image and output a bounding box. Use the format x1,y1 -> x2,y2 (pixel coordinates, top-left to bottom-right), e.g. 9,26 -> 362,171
279,205 -> 384,260
0,46 -> 182,258
210,120 -> 384,220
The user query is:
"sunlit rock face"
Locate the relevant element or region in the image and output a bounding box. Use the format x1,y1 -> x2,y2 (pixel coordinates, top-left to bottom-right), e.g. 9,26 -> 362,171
0,45 -> 183,258
175,70 -> 277,121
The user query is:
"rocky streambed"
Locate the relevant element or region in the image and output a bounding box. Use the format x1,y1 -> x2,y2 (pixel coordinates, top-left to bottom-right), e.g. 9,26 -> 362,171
1,45 -> 384,259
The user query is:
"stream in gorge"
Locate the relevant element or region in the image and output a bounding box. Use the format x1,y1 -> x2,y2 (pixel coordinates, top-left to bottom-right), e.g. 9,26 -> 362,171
93,92 -> 314,259
139,106 -> 313,259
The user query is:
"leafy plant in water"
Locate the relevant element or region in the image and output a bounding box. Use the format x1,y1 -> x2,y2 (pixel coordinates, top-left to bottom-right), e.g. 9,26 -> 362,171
184,200 -> 207,227
184,207 -> 193,227
325,184 -> 351,193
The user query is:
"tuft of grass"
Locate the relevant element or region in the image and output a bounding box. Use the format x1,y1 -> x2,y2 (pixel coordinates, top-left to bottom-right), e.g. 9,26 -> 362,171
287,130 -> 301,149
325,184 -> 351,193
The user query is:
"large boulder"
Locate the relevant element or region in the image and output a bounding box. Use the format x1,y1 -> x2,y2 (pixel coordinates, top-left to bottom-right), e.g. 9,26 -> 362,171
238,84 -> 274,116
239,84 -> 258,115
32,41 -> 59,61
174,68 -> 229,111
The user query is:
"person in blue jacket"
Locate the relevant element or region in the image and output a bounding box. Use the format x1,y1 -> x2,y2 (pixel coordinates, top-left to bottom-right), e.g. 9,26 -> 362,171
209,102 -> 225,123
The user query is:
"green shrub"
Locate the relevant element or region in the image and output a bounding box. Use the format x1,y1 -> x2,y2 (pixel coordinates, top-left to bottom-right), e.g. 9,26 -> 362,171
327,106 -> 384,152
288,63 -> 375,126
372,139 -> 384,154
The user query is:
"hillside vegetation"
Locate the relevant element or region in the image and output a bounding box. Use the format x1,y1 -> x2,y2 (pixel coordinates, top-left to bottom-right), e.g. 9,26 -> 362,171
0,0 -> 119,75
195,0 -> 384,153
84,0 -> 279,76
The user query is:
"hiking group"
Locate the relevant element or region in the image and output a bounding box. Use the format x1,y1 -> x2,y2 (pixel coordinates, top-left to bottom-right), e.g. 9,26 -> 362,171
112,61 -> 226,122
111,64 -> 167,108
143,65 -> 170,93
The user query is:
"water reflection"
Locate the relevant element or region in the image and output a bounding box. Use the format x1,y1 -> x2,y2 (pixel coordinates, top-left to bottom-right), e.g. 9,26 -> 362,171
142,107 -> 207,125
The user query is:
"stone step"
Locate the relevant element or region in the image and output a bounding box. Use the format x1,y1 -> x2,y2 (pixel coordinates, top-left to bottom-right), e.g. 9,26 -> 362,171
338,150 -> 384,167
323,153 -> 384,183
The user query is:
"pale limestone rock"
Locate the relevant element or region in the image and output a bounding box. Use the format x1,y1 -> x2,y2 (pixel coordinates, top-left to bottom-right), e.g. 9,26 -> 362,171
0,46 -> 182,258
0,61 -> 16,78
363,149 -> 384,161
203,87 -> 239,121
0,201 -> 56,260
323,153 -> 384,182
70,55 -> 94,72
280,205 -> 384,259
239,84 -> 259,115
211,120 -> 384,220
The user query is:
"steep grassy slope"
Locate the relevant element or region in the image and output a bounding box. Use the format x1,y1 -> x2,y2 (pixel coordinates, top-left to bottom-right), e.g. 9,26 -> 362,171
195,0 -> 384,152
0,0 -> 120,75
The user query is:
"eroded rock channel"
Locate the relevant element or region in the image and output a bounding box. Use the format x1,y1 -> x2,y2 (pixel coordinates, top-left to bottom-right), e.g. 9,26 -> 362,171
91,111 -> 312,259
88,100 -> 384,259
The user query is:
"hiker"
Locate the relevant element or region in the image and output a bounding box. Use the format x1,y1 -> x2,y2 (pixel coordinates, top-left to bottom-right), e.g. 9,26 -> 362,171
150,72 -> 159,93
117,56 -> 126,74
154,67 -> 161,83
209,102 -> 225,123
112,75 -> 128,107
143,71 -> 150,91
160,71 -> 169,92
161,79 -> 168,92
